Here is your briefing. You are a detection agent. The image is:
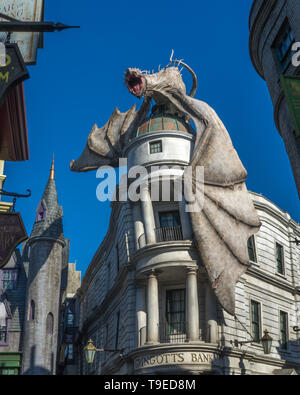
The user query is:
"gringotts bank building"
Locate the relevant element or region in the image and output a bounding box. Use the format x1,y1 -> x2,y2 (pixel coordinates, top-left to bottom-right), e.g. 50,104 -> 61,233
71,59 -> 300,375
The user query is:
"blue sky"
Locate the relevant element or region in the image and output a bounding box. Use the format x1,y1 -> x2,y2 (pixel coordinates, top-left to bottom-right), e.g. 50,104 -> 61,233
4,0 -> 300,276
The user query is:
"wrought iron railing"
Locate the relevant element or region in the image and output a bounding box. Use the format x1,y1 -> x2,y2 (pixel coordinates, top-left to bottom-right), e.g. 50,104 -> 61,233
155,226 -> 183,243
137,226 -> 183,249
159,321 -> 186,344
138,322 -> 187,346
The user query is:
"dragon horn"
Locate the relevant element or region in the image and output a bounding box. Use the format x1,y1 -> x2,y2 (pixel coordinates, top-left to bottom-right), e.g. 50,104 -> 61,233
171,59 -> 198,98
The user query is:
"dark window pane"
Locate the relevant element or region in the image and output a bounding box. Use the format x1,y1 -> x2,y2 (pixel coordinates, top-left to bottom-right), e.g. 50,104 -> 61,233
166,289 -> 185,334
280,311 -> 288,349
150,141 -> 162,154
159,211 -> 181,228
276,243 -> 284,274
247,236 -> 257,262
251,301 -> 260,342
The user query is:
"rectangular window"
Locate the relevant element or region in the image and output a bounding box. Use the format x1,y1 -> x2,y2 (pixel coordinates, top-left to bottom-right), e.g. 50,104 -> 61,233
1,270 -> 17,290
250,300 -> 261,342
159,211 -> 181,228
166,289 -> 186,335
158,211 -> 183,242
273,20 -> 295,73
279,311 -> 288,350
276,243 -> 284,275
150,140 -> 162,154
0,324 -> 7,343
247,236 -> 257,263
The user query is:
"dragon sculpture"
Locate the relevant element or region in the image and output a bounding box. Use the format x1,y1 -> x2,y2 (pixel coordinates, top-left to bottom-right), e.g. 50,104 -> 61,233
70,54 -> 261,316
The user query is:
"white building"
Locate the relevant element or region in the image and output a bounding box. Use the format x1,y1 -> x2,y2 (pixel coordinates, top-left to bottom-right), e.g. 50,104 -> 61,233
78,112 -> 300,375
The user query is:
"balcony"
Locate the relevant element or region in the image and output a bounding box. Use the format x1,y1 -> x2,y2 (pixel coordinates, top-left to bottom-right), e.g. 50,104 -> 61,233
139,321 -> 186,346
138,226 -> 183,249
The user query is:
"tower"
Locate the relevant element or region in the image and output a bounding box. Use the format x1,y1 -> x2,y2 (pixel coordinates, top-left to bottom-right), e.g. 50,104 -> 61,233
249,0 -> 300,196
22,158 -> 65,375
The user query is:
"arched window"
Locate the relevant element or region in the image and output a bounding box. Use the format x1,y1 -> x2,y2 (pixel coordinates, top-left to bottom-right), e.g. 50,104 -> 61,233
29,300 -> 35,321
46,313 -> 54,335
36,200 -> 47,222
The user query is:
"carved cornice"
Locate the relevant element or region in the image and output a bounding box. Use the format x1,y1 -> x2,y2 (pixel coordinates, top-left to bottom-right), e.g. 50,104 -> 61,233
245,266 -> 299,295
250,192 -> 300,233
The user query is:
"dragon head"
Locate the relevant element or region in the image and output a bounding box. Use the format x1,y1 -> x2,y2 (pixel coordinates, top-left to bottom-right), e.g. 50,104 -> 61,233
125,59 -> 197,104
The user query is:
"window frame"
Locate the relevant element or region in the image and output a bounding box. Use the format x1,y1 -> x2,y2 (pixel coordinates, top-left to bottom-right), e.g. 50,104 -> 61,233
279,310 -> 289,351
275,242 -> 285,276
247,235 -> 258,264
0,269 -> 18,291
250,299 -> 261,343
159,210 -> 181,228
149,140 -> 163,154
165,288 -> 186,335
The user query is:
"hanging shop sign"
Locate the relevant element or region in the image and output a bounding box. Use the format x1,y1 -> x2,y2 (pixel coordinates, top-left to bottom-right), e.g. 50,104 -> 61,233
0,212 -> 27,269
0,0 -> 44,65
0,42 -> 29,106
280,75 -> 300,138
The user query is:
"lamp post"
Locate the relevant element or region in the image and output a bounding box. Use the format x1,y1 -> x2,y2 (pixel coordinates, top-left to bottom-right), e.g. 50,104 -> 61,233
230,329 -> 273,355
83,339 -> 124,364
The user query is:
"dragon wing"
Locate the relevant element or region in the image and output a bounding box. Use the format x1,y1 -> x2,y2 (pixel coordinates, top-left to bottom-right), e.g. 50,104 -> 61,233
70,98 -> 151,172
186,98 -> 261,315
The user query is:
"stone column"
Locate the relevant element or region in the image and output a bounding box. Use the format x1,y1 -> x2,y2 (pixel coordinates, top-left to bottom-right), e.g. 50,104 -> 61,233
179,196 -> 192,240
140,184 -> 156,245
205,283 -> 218,343
132,203 -> 145,249
146,271 -> 159,344
186,267 -> 200,342
136,285 -> 147,347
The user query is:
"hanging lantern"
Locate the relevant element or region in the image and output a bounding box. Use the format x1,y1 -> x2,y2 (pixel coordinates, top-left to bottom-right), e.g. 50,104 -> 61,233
261,330 -> 273,355
84,339 -> 97,364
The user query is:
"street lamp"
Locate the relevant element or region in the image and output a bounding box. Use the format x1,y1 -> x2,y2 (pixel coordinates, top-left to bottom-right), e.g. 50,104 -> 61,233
84,339 -> 123,364
293,326 -> 300,333
231,329 -> 273,355
261,330 -> 273,355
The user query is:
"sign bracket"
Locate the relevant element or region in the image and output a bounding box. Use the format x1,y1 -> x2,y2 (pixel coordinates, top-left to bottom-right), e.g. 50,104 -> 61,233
0,12 -> 80,33
0,188 -> 31,212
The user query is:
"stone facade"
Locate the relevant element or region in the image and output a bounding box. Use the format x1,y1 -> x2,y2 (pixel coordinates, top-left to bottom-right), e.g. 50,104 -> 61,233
249,0 -> 300,196
78,122 -> 300,375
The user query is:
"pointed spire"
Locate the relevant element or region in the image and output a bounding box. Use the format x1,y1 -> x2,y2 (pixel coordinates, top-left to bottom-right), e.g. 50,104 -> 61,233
30,155 -> 64,240
50,154 -> 55,180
